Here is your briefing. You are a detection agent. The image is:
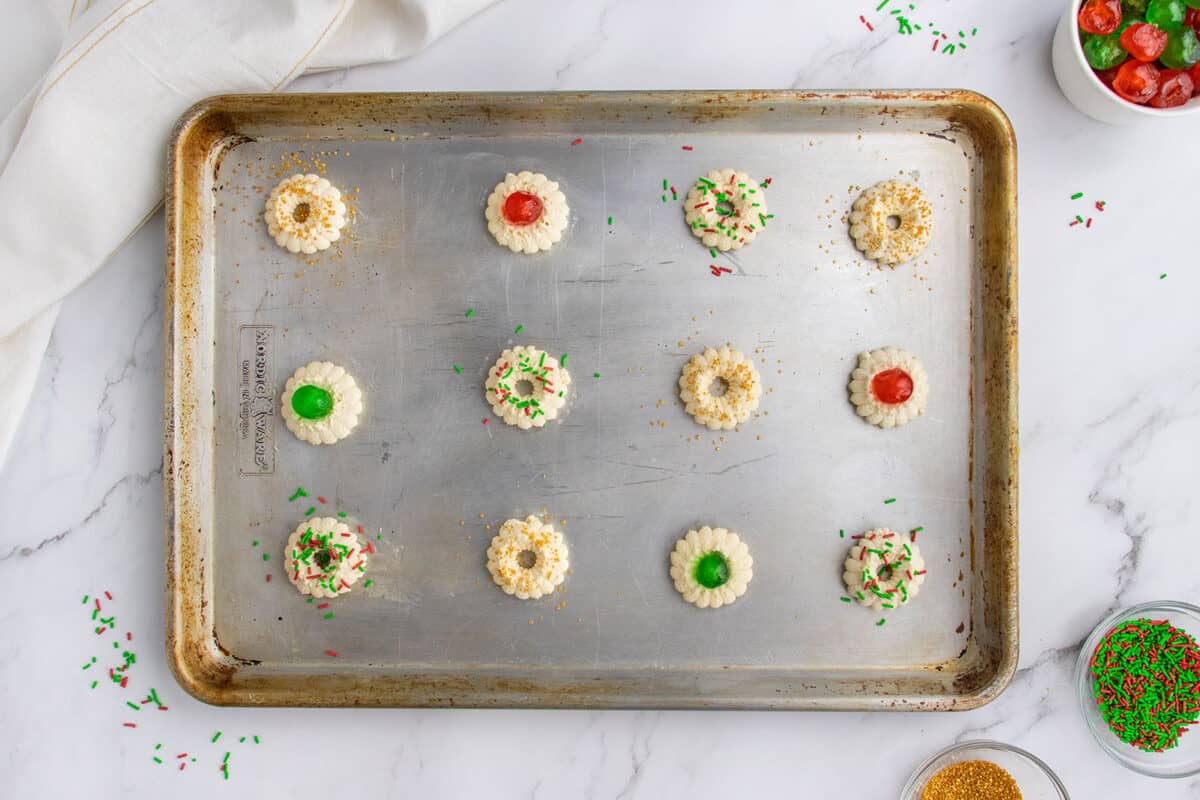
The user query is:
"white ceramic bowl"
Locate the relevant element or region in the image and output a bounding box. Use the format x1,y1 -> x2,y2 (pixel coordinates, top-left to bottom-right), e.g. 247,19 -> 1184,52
1051,0 -> 1200,124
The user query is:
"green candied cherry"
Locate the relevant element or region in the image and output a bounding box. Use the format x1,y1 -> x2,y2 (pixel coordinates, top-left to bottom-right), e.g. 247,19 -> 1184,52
693,551 -> 730,589
1084,32 -> 1130,69
1161,26 -> 1200,67
291,384 -> 335,420
1147,0 -> 1187,28
1117,14 -> 1147,33
1186,0 -> 1200,9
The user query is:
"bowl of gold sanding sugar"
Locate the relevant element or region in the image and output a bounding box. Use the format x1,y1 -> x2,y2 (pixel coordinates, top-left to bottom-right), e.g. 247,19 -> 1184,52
901,740 -> 1069,800
1075,600 -> 1200,778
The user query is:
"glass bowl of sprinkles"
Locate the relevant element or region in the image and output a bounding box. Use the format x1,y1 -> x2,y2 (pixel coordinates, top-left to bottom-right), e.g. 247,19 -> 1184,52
901,740 -> 1069,800
1075,600 -> 1200,778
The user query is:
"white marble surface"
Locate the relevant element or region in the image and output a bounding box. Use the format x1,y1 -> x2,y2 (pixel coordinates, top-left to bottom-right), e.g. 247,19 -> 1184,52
3,0 -> 1199,796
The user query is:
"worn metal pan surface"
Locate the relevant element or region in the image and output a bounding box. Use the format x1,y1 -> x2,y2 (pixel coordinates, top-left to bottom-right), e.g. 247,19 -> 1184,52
165,91 -> 1017,708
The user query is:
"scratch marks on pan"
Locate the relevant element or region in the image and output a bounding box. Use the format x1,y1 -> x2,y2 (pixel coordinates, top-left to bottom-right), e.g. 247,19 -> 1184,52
597,145 -> 607,363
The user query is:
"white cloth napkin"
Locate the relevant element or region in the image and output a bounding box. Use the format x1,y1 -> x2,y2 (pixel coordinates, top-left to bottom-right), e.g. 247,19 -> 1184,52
0,0 -> 494,469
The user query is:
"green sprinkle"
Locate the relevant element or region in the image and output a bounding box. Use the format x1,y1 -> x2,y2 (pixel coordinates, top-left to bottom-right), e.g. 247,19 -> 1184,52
662,179 -> 668,190
1071,192 -> 1084,200
262,553 -> 269,562
212,732 -> 222,743
876,618 -> 887,626
303,506 -> 315,516
560,353 -> 568,367
126,702 -> 140,711
911,527 -> 923,534
607,216 -> 613,225
240,737 -> 246,743
1075,215 -> 1084,223
156,744 -> 162,750
840,597 -> 852,603
363,579 -> 373,588
883,498 -> 896,504
971,27 -> 977,35
453,364 -> 462,374
839,529 -> 845,538
514,324 -> 524,334
593,372 -> 601,378
709,248 -> 717,258
661,194 -> 667,203
81,595 -> 89,604
337,511 -> 347,518
465,309 -> 474,318
288,487 -> 308,502
254,736 -> 260,744
223,751 -> 230,763
876,0 -> 888,8
1160,273 -> 1168,280
324,612 -> 335,620
82,657 -> 96,670
153,757 -> 162,764
91,680 -> 98,689
251,540 -> 258,547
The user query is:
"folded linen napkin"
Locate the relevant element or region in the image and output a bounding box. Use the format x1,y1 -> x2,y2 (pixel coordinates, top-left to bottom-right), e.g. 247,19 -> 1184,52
0,0 -> 494,469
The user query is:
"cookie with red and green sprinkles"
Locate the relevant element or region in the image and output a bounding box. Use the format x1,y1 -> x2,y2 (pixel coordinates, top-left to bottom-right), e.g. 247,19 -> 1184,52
285,517 -> 370,598
842,528 -> 925,613
484,345 -> 570,430
683,168 -> 770,251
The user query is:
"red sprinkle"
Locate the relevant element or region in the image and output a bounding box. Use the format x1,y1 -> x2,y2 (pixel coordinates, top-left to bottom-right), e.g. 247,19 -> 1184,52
859,14 -> 875,31
123,722 -> 137,728
179,763 -> 186,771
104,591 -> 113,600
482,418 -> 489,424
932,38 -> 939,51
317,496 -> 327,504
357,525 -> 363,534
682,145 -> 694,151
126,632 -> 132,641
96,627 -> 106,635
176,753 -> 188,759
324,649 -> 339,658
570,138 -> 583,146
317,603 -> 330,610
1069,219 -> 1081,227
120,676 -> 128,688
95,599 -> 101,611
1096,201 -> 1106,211
265,573 -> 272,583
1086,218 -> 1093,228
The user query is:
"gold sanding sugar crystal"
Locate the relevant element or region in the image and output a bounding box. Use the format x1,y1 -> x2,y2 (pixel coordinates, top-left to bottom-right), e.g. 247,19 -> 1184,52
920,760 -> 1022,800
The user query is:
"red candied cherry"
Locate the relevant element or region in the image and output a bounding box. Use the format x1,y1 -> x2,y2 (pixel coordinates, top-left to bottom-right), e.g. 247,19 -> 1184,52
1079,0 -> 1123,34
1188,7 -> 1200,33
870,368 -> 914,405
1112,59 -> 1162,102
1120,22 -> 1170,60
1095,65 -> 1123,84
1191,60 -> 1200,86
502,191 -> 544,226
1148,68 -> 1196,106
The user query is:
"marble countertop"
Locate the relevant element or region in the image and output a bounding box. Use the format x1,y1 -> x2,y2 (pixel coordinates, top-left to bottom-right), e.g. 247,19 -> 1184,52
3,0 -> 1199,796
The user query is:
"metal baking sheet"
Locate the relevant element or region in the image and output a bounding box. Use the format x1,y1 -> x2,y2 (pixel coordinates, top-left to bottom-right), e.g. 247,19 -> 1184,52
165,91 -> 1017,709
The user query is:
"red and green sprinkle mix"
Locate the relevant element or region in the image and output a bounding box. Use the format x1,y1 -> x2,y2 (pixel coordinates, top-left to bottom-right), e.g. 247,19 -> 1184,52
1089,618 -> 1200,752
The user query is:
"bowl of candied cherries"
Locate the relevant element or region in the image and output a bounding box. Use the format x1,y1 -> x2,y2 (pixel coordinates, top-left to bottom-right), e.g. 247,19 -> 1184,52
1054,0 -> 1200,122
